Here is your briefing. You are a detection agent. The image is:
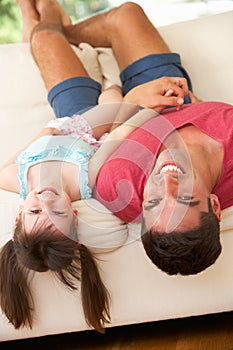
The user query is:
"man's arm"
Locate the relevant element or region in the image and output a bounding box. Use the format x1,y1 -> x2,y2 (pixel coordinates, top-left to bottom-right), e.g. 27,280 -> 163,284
122,76 -> 189,112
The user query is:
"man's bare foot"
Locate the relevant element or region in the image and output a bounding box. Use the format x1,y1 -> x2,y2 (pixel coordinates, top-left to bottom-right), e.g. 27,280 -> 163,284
35,0 -> 72,26
17,0 -> 40,42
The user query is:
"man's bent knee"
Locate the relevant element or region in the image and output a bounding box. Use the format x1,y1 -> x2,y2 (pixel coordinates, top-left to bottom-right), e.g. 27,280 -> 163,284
106,2 -> 147,33
31,26 -> 64,51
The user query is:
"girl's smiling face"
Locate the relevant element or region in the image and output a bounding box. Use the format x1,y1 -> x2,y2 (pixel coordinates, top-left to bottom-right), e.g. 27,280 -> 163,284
17,188 -> 78,238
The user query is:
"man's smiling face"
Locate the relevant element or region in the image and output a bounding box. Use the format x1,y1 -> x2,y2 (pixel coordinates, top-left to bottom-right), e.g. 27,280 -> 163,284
142,148 -> 211,233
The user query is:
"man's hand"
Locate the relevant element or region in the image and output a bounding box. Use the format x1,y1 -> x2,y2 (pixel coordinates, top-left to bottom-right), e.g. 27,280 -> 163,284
123,76 -> 189,112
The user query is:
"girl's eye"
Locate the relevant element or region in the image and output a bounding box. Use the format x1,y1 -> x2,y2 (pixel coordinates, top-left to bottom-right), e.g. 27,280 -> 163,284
53,211 -> 65,215
30,209 -> 42,214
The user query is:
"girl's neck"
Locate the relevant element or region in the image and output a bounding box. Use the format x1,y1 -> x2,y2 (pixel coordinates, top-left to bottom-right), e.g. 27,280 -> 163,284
27,161 -> 81,201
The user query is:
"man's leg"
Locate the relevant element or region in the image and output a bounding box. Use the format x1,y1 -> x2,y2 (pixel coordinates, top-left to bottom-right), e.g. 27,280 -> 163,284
63,2 -> 192,100
17,0 -> 103,119
17,0 -> 40,42
64,2 -> 170,72
31,0 -> 89,91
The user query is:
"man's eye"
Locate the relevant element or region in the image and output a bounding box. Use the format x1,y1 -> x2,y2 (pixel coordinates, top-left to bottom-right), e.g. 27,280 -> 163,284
144,199 -> 161,210
149,199 -> 161,205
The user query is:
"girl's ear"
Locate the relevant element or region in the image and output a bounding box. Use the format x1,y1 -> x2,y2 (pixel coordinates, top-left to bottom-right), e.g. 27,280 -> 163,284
73,209 -> 78,226
15,205 -> 24,224
209,194 -> 221,221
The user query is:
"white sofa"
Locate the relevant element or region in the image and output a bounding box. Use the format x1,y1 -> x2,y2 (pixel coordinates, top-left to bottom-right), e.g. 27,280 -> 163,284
0,10 -> 233,342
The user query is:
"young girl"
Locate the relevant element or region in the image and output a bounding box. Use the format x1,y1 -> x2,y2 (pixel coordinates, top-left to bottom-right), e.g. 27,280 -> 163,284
0,0 -> 188,333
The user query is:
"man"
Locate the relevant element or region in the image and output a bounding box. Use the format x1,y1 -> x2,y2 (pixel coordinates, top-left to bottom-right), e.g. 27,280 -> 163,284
95,99 -> 233,275
78,4 -> 232,275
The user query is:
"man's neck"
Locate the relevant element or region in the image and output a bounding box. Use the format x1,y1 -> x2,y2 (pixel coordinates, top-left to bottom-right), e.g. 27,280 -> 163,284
179,125 -> 223,189
159,124 -> 223,190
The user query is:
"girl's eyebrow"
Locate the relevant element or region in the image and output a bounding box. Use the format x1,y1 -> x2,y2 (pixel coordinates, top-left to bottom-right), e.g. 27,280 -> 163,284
23,212 -> 40,233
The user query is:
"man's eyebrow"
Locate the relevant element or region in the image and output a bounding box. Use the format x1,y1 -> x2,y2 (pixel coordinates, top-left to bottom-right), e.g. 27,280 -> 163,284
177,199 -> 201,207
143,199 -> 201,211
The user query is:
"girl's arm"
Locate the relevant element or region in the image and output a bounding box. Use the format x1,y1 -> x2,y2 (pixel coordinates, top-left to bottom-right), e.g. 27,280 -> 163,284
0,127 -> 56,192
88,77 -> 187,188
0,127 -> 56,171
88,107 -> 152,187
88,107 -> 158,188
98,85 -> 129,132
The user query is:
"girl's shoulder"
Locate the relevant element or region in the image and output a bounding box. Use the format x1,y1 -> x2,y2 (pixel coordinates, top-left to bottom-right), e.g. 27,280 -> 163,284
0,163 -> 19,193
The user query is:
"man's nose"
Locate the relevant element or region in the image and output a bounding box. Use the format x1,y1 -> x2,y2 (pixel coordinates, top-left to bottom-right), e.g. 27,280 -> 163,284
163,173 -> 179,196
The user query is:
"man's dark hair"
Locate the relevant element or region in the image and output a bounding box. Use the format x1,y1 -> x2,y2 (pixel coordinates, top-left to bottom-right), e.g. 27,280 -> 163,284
141,198 -> 221,275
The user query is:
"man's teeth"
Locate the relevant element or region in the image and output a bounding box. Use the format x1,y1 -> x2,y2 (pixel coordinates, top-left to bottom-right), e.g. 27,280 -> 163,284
160,164 -> 183,174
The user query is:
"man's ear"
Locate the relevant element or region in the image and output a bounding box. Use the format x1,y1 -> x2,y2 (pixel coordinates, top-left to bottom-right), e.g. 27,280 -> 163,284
209,194 -> 221,221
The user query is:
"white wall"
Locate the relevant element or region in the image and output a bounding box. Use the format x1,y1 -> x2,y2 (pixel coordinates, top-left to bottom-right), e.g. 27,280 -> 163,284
108,0 -> 233,26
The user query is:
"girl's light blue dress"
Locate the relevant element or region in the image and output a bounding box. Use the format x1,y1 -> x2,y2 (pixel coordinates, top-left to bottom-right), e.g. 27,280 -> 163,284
16,135 -> 94,200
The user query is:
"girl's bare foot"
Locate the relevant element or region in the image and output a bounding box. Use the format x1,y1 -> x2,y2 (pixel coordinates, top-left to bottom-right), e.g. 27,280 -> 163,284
17,0 -> 40,42
35,0 -> 72,26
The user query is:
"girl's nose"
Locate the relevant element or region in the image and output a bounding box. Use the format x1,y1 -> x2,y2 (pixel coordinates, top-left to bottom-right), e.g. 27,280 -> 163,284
38,191 -> 56,202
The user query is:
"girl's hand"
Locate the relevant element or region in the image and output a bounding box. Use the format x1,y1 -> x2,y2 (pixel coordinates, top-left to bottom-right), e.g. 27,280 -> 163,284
123,76 -> 189,112
38,127 -> 59,136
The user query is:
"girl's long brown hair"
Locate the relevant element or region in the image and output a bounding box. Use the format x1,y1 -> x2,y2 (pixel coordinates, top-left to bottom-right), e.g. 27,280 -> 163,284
0,220 -> 110,333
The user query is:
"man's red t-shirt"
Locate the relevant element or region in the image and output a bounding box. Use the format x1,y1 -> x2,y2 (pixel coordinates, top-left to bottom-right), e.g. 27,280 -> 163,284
94,102 -> 233,222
